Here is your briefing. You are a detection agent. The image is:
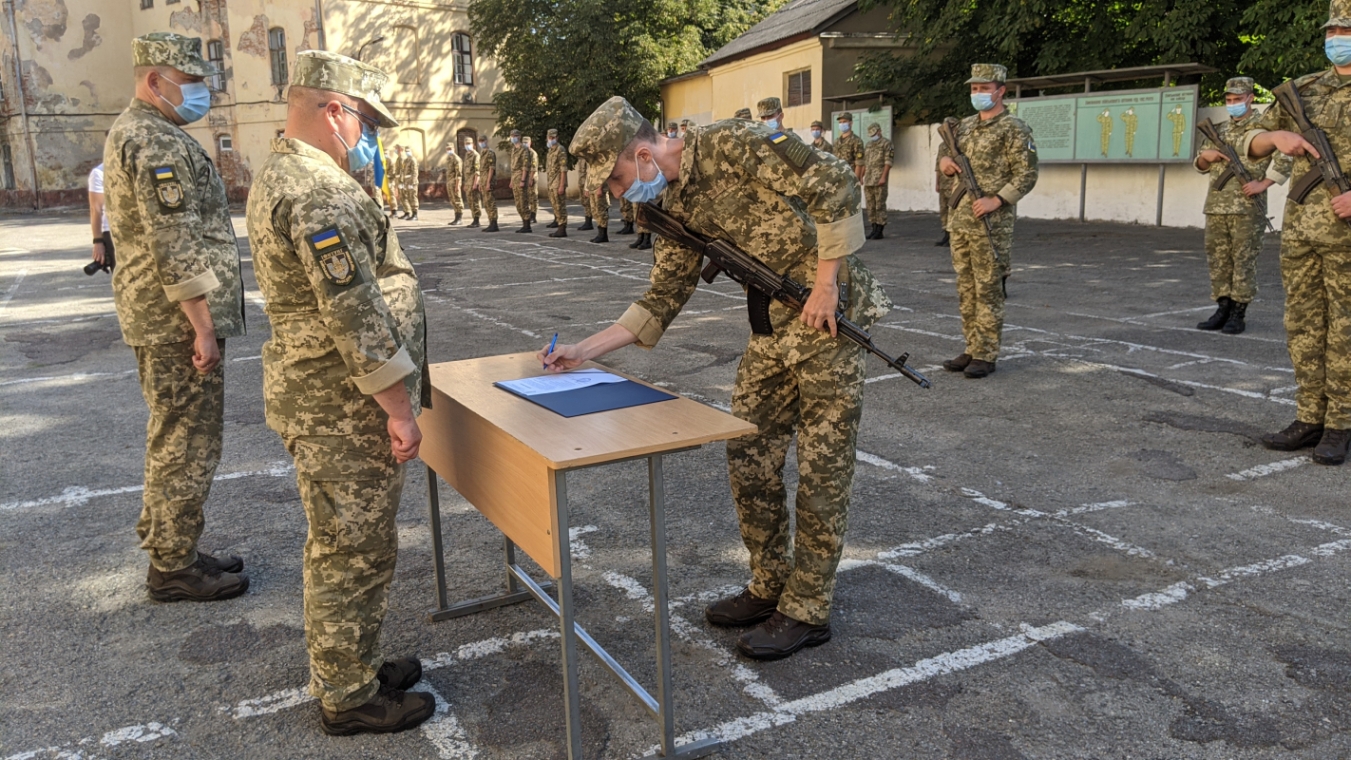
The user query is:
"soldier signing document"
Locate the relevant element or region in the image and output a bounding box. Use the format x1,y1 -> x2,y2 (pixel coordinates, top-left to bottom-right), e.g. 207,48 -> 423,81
541,96 -> 895,661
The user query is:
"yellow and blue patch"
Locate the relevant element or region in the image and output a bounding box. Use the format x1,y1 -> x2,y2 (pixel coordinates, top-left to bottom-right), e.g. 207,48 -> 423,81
310,227 -> 343,252
153,166 -> 176,181
307,226 -> 362,289
770,132 -> 789,144
150,165 -> 184,212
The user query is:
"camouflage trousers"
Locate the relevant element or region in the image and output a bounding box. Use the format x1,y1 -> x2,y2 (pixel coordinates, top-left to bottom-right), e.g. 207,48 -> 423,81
1204,213 -> 1263,303
865,185 -> 889,226
727,317 -> 865,625
529,181 -> 539,217
445,177 -> 463,215
133,339 -> 225,572
467,185 -> 482,221
950,225 -> 1012,362
482,180 -> 497,222
621,197 -> 634,224
594,189 -> 611,229
399,182 -> 419,214
513,184 -> 529,222
1280,237 -> 1351,430
286,432 -> 404,712
548,184 -> 567,225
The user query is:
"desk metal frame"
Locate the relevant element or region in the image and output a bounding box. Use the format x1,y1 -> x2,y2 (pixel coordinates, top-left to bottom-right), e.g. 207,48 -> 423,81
425,447 -> 721,760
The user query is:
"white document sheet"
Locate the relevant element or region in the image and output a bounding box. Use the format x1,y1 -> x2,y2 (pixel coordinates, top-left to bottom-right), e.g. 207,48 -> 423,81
497,368 -> 628,396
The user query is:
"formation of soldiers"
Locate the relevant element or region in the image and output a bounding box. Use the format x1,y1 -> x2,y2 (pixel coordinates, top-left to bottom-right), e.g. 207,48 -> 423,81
91,0 -> 1351,739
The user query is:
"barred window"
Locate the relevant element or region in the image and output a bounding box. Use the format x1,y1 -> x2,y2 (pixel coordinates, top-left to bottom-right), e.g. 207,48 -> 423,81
268,28 -> 288,87
787,70 -> 811,107
140,0 -> 152,9
206,40 -> 225,92
452,33 -> 473,86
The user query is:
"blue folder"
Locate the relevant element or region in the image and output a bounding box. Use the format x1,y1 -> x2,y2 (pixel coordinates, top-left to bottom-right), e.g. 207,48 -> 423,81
493,378 -> 677,418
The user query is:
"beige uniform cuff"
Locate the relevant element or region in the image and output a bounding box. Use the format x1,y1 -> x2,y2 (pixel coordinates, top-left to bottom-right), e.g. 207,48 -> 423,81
163,268 -> 221,302
1265,164 -> 1290,185
1193,156 -> 1209,174
817,212 -> 866,261
352,346 -> 417,395
1241,129 -> 1267,160
995,184 -> 1027,206
616,303 -> 665,349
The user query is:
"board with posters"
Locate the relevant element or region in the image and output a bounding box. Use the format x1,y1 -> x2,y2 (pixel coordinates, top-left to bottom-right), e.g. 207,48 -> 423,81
1005,85 -> 1197,163
830,106 -> 893,144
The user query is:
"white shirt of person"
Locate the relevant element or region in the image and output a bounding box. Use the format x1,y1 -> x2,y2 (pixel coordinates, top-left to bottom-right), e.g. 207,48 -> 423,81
88,163 -> 110,233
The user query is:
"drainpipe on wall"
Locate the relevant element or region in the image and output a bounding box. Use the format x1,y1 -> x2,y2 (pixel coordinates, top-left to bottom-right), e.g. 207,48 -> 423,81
313,0 -> 326,50
3,0 -> 40,209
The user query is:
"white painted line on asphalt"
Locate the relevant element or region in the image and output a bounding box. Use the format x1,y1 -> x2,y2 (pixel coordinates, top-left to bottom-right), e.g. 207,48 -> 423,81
1226,457 -> 1307,481
1063,523 -> 1157,559
856,451 -> 934,483
0,462 -> 293,513
0,268 -> 28,315
1121,581 -> 1194,610
3,722 -> 180,760
231,354 -> 262,362
414,682 -> 481,760
960,487 -> 1046,517
878,562 -> 963,603
570,524 -> 600,561
0,368 -> 136,388
877,521 -> 1016,559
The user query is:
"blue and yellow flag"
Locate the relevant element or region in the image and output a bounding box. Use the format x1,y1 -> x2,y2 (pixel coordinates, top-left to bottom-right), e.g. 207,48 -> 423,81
373,136 -> 390,198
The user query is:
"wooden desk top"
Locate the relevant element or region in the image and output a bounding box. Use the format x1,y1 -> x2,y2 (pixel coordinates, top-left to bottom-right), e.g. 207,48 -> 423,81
426,353 -> 756,470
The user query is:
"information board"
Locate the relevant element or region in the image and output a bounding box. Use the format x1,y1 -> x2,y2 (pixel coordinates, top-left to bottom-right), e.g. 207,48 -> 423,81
1006,86 -> 1197,163
830,106 -> 893,144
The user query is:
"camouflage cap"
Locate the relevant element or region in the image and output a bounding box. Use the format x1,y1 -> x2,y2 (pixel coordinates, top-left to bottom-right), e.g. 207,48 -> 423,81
756,97 -> 782,118
667,122 -> 679,130
132,32 -> 217,78
965,63 -> 1008,84
291,50 -> 398,128
1224,76 -> 1255,95
510,129 -> 521,137
836,111 -> 853,122
1326,0 -> 1351,26
867,123 -> 882,135
734,108 -> 753,119
547,128 -> 558,137
569,96 -> 647,195
810,120 -> 824,129
680,119 -> 692,128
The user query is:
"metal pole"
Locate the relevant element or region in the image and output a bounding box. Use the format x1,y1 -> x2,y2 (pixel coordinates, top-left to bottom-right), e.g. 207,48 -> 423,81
1079,165 -> 1087,222
426,465 -> 449,612
648,455 -> 677,755
552,469 -> 584,760
1155,163 -> 1166,226
4,0 -> 40,209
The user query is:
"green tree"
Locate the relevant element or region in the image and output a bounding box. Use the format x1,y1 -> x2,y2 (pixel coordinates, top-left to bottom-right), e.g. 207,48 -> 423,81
1239,0 -> 1330,85
470,0 -> 788,153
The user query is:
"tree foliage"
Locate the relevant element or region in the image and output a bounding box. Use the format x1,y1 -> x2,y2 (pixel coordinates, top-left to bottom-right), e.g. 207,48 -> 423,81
470,0 -> 788,153
854,0 -> 1329,124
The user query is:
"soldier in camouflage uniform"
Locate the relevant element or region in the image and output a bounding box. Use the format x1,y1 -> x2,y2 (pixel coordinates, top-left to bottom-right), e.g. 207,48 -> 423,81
442,142 -> 464,225
666,121 -> 680,139
936,63 -> 1039,379
479,135 -> 500,232
397,145 -> 420,220
680,118 -> 692,138
863,123 -> 894,240
547,97 -> 891,660
246,50 -> 434,735
590,177 -> 613,244
1245,0 -> 1351,464
104,32 -> 248,603
509,130 -> 532,233
545,128 -> 570,237
809,120 -> 832,154
462,136 -> 481,227
832,112 -> 865,183
1193,76 -> 1292,335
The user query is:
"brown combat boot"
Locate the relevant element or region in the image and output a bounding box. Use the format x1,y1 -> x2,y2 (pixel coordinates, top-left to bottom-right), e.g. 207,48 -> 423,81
964,359 -> 996,378
736,611 -> 831,661
197,550 -> 243,574
147,555 -> 249,603
1260,420 -> 1324,451
1312,428 -> 1350,465
319,684 -> 435,736
376,657 -> 423,690
942,353 -> 971,372
705,587 -> 779,627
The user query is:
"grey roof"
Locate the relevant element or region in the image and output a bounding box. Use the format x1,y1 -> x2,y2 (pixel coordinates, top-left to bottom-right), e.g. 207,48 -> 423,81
699,0 -> 857,68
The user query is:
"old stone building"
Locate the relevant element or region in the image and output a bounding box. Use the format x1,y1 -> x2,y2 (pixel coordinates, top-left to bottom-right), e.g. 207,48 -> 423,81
0,0 -> 505,207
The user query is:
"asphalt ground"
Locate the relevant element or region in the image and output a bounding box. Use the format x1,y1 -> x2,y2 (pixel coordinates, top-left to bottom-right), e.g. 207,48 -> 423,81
3,198 -> 1351,760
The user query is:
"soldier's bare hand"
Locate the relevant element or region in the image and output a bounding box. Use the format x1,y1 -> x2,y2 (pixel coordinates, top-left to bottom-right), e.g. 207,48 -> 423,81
92,241 -> 106,265
387,415 -> 422,463
540,342 -> 587,372
1332,190 -> 1351,220
1199,149 -> 1227,163
1243,179 -> 1273,197
802,286 -> 838,337
972,196 -> 1003,218
192,333 -> 220,374
939,157 -> 960,176
1269,131 -> 1320,159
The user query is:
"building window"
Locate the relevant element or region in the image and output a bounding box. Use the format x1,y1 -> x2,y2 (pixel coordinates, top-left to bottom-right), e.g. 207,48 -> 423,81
206,40 -> 225,92
140,0 -> 152,9
268,28 -> 288,86
218,134 -> 233,152
786,69 -> 811,107
0,144 -> 13,190
452,33 -> 473,86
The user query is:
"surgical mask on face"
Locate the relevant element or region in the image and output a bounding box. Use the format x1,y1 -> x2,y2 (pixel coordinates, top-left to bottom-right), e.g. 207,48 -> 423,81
159,78 -> 211,124
971,93 -> 996,111
1226,102 -> 1249,118
511,137 -> 520,145
1326,35 -> 1351,66
548,139 -> 557,148
335,110 -> 378,171
839,123 -> 851,133
667,130 -> 678,138
622,155 -> 667,204
765,119 -> 779,131
479,142 -> 487,150
811,130 -> 821,140
870,132 -> 881,141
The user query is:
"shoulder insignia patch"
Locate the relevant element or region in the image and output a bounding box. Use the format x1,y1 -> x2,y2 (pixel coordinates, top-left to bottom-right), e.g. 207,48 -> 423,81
308,227 -> 361,288
766,132 -> 819,176
151,165 -> 185,212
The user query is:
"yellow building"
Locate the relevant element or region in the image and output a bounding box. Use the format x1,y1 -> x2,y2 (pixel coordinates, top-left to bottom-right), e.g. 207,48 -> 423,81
660,0 -> 911,132
0,0 -> 505,207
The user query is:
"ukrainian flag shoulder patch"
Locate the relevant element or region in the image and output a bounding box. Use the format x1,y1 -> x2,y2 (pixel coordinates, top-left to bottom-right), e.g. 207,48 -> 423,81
307,226 -> 361,288
770,132 -> 789,144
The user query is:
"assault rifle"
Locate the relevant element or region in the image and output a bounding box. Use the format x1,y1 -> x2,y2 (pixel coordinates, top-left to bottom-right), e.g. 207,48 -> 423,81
937,117 -> 999,254
635,202 -> 931,389
1196,118 -> 1275,233
1274,79 -> 1351,228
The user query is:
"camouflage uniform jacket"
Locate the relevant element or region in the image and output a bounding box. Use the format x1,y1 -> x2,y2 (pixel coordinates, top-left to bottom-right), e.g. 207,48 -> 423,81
510,145 -> 527,184
442,151 -> 462,182
463,148 -> 480,185
1197,110 -> 1291,215
1245,70 -> 1351,243
616,121 -> 890,347
812,137 -> 833,154
547,143 -> 568,184
863,136 -> 894,186
833,131 -> 865,168
526,147 -> 539,183
246,138 -> 428,438
398,153 -> 419,185
481,148 -> 498,185
104,99 -> 244,346
936,110 -> 1040,233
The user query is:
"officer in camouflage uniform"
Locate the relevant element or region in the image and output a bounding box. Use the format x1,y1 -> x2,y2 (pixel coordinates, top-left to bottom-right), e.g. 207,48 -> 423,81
937,63 -> 1039,379
104,32 -> 248,603
863,122 -> 894,240
1193,76 -> 1291,335
463,136 -> 481,227
547,97 -> 892,660
832,112 -> 865,183
479,135 -> 500,232
1245,0 -> 1351,464
809,120 -> 832,154
509,129 -> 531,232
246,50 -> 434,735
442,142 -> 464,225
545,128 -> 570,237
524,135 -> 540,223
397,145 -> 420,220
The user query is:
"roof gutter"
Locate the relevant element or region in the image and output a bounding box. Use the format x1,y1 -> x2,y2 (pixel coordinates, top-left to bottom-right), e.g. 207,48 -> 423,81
3,0 -> 40,208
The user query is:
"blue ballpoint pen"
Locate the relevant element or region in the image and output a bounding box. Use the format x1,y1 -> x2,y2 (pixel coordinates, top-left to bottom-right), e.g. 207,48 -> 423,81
544,332 -> 558,369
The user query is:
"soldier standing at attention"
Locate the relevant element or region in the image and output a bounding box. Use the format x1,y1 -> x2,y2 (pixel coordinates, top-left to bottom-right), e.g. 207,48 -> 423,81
462,136 -> 482,227
666,121 -> 680,139
809,120 -> 832,154
832,112 -> 865,183
524,135 -> 541,224
442,142 -> 464,226
480,135 -> 500,232
590,180 -> 613,244
863,123 -> 894,240
545,128 -> 569,237
1244,0 -> 1351,464
576,156 -> 595,232
399,145 -> 420,220
546,97 -> 892,660
104,32 -> 248,602
509,129 -> 531,233
937,63 -> 1039,379
246,50 -> 434,735
1193,76 -> 1291,335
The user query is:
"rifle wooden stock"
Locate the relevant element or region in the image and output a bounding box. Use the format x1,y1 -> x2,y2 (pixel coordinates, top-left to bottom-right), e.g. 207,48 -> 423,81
1273,80 -> 1351,228
938,118 -> 1001,255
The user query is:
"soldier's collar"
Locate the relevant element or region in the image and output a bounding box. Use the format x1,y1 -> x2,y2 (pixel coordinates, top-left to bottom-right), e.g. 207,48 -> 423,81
271,136 -> 342,169
975,109 -> 1008,126
129,97 -> 172,123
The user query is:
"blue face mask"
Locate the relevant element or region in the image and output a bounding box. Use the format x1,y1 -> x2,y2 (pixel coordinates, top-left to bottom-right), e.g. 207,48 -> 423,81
511,137 -> 520,146
765,119 -> 780,131
160,78 -> 211,124
623,156 -> 667,204
548,139 -> 557,148
1226,102 -> 1250,118
811,130 -> 821,139
971,93 -> 996,112
839,123 -> 851,133
1327,35 -> 1351,66
335,110 -> 378,172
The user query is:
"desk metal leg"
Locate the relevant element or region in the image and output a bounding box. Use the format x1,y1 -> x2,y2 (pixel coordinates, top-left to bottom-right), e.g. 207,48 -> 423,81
553,469 -> 586,760
426,464 -> 450,613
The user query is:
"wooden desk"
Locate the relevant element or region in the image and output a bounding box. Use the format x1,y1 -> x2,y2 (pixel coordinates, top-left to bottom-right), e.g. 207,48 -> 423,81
419,352 -> 755,759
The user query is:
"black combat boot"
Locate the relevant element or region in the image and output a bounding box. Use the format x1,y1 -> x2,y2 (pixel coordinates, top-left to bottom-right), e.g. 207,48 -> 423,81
942,353 -> 972,372
874,224 -> 885,239
964,359 -> 997,378
147,556 -> 249,603
516,220 -> 532,233
590,227 -> 609,244
469,217 -> 480,228
618,221 -> 635,235
628,233 -> 644,249
935,231 -> 950,246
1222,301 -> 1248,334
484,220 -> 499,232
736,612 -> 832,661
864,224 -> 877,240
578,216 -> 594,231
547,219 -> 558,228
319,685 -> 435,736
549,224 -> 567,238
1197,297 -> 1233,330
449,211 -> 461,226
376,657 -> 423,690
1261,420 -> 1324,451
637,233 -> 652,250
1313,428 -> 1351,465
409,213 -> 418,221
705,587 -> 779,627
